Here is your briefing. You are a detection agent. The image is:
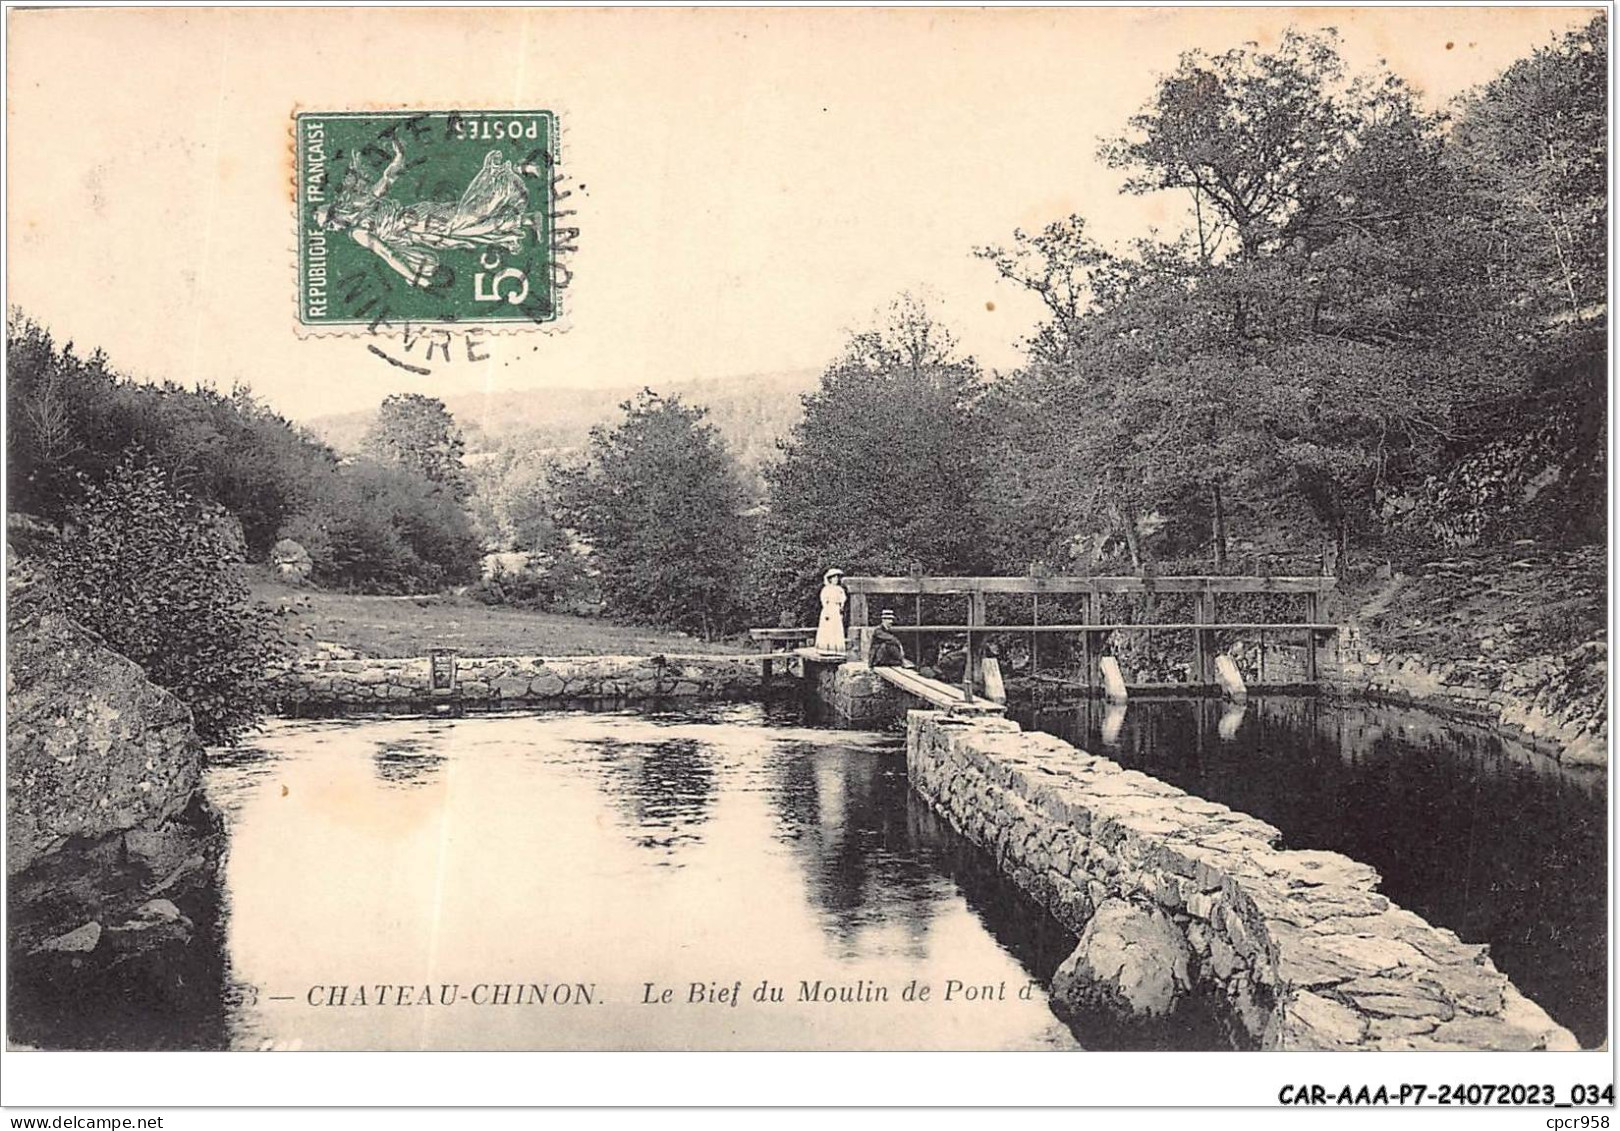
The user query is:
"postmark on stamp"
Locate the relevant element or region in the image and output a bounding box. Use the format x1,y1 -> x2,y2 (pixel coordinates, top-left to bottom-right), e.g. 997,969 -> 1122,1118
296,110 -> 565,332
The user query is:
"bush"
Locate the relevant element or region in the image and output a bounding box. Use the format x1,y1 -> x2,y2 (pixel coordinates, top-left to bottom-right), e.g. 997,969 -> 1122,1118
50,453 -> 286,745
7,315 -> 345,560
555,391 -> 750,638
468,560 -> 553,610
469,551 -> 597,613
280,459 -> 482,593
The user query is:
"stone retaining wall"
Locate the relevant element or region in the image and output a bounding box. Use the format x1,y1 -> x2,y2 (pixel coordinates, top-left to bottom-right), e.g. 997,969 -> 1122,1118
907,711 -> 1579,1051
269,653 -> 765,711
1231,632 -> 1607,766
814,661 -> 907,726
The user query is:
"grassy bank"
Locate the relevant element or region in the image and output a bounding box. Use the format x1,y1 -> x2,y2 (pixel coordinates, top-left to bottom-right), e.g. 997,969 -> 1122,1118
251,575 -> 742,659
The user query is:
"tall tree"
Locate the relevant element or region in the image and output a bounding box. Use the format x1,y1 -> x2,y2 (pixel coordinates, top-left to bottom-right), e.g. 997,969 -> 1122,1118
1447,14 -> 1607,323
1100,28 -> 1376,258
758,294 -> 989,615
974,216 -> 1124,367
556,390 -> 749,638
363,393 -> 470,499
979,26 -> 1566,569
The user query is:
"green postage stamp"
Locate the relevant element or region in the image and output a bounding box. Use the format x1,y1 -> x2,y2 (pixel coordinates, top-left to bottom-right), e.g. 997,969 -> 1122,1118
296,110 -> 561,329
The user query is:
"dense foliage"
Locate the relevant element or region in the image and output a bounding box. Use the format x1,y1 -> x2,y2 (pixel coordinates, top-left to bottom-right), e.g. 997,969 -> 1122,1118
7,318 -> 481,592
525,19 -> 1608,629
958,20 -> 1607,578
7,319 -> 335,559
750,295 -> 991,620
555,391 -> 751,638
8,18 -> 1604,648
49,456 -> 285,745
364,393 -> 471,500
279,460 -> 481,593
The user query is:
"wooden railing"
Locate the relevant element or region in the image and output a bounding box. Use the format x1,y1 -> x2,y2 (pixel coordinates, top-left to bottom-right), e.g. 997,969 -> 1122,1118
838,574 -> 1339,691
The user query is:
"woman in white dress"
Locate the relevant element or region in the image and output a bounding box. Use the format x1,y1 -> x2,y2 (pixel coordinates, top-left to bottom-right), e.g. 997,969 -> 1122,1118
814,567 -> 847,654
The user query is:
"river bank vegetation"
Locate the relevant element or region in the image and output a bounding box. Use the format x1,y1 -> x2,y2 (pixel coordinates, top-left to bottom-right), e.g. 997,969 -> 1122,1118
5,19 -> 1605,744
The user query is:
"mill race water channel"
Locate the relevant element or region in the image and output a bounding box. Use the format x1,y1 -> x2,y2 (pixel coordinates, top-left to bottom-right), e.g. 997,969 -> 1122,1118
146,694 -> 1607,1051
1019,695 -> 1608,1049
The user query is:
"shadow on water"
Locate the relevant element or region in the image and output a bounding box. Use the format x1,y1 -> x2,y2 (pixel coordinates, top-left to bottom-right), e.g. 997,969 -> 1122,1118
583,736 -> 719,860
765,730 -> 1239,1049
1018,694 -> 1609,1049
902,792 -> 1246,1051
371,737 -> 446,787
6,799 -> 233,1051
768,741 -> 942,960
16,698 -> 1390,1050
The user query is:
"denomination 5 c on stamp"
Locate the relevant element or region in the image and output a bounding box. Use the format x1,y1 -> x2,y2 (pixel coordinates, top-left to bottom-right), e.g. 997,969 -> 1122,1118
297,110 -> 562,330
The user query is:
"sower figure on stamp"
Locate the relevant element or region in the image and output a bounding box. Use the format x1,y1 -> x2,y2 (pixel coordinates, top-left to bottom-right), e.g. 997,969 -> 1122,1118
814,568 -> 846,656
868,608 -> 912,668
316,137 -> 546,288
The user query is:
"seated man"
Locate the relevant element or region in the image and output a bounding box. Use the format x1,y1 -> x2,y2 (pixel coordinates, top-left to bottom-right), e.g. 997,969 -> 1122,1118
924,637 -> 967,683
868,608 -> 911,668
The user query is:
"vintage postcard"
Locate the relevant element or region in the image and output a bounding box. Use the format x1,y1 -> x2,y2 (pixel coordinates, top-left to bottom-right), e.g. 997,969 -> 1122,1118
2,3 -> 1612,1115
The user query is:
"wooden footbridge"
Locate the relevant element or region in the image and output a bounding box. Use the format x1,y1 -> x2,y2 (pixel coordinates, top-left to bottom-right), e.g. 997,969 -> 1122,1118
749,627 -> 1004,713
753,573 -> 1340,716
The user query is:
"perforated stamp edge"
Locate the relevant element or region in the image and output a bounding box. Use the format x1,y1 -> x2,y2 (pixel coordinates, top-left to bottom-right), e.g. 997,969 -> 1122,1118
288,105 -> 576,341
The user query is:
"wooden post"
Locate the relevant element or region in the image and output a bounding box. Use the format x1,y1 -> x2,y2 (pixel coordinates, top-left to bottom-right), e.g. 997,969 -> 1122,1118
1099,655 -> 1129,702
910,563 -> 924,676
1303,592 -> 1320,684
848,591 -> 869,629
1031,593 -> 1039,678
847,592 -> 869,661
1192,597 -> 1206,687
964,590 -> 986,701
1081,591 -> 1098,692
914,593 -> 923,672
759,635 -> 774,680
1194,591 -> 1217,687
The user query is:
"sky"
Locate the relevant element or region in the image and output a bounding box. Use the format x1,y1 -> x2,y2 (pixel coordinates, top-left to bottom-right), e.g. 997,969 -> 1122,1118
7,6 -> 1600,421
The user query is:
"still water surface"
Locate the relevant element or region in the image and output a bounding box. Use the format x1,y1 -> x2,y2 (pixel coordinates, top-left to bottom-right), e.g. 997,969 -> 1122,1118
1019,695 -> 1609,1049
208,703 -> 1080,1050
203,694 -> 1605,1051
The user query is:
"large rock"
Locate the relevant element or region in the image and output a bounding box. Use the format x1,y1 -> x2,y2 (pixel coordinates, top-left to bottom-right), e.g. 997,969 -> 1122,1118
6,558 -> 229,1049
270,538 -> 313,584
1052,899 -> 1194,1020
6,561 -> 204,874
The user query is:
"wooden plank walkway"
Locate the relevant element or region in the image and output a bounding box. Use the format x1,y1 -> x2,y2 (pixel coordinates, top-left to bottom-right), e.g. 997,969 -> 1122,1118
791,646 -> 842,662
869,665 -> 1006,714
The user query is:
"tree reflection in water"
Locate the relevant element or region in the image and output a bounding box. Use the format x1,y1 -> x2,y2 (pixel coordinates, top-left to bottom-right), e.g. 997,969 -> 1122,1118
370,737 -> 446,787
586,737 -> 718,860
766,741 -> 945,961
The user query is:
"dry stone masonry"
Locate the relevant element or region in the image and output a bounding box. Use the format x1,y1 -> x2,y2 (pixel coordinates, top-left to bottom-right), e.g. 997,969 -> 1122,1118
906,710 -> 1580,1051
1233,630 -> 1606,767
269,653 -> 766,712
814,661 -> 907,725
